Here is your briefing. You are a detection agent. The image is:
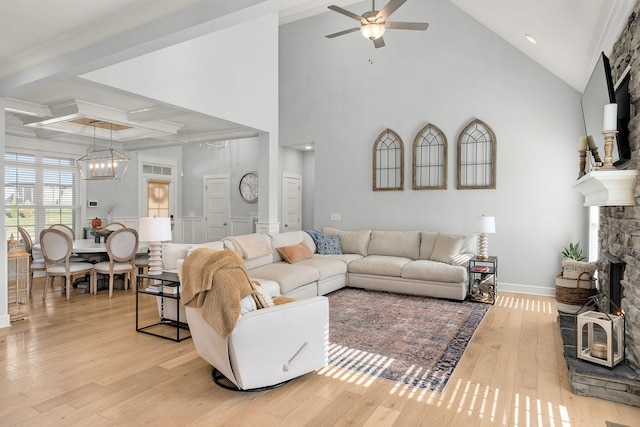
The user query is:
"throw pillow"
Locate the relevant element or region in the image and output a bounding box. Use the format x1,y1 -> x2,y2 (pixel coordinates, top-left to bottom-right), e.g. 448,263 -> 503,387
304,229 -> 322,245
430,234 -> 465,264
250,281 -> 275,309
277,242 -> 313,263
316,234 -> 342,255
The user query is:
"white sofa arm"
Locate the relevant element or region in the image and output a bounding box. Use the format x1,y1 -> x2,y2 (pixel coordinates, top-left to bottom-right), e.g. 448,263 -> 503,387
228,296 -> 329,390
452,252 -> 475,267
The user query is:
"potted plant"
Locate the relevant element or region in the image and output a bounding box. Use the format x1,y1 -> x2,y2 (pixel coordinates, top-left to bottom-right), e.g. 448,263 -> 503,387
561,241 -> 596,279
556,241 -> 597,313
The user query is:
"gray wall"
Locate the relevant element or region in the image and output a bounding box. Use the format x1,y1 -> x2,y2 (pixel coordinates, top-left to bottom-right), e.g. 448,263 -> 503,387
279,0 -> 588,293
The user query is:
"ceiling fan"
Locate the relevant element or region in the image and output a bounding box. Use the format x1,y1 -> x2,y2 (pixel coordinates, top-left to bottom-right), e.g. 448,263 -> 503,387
325,0 -> 428,48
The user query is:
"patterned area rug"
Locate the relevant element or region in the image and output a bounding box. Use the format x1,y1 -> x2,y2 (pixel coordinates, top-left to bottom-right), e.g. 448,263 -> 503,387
327,287 -> 489,393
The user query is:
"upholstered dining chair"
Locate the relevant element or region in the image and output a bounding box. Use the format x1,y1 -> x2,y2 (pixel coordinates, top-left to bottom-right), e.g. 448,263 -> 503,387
104,222 -> 126,231
39,228 -> 95,301
18,226 -> 45,296
49,224 -> 85,262
91,228 -> 139,298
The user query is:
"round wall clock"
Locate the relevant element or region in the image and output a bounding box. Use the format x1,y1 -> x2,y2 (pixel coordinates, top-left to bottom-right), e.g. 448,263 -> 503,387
239,172 -> 259,204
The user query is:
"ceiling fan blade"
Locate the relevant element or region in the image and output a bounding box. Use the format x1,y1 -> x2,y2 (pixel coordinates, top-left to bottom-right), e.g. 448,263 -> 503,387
377,0 -> 406,20
386,22 -> 429,31
328,5 -> 365,23
373,37 -> 385,48
325,27 -> 361,38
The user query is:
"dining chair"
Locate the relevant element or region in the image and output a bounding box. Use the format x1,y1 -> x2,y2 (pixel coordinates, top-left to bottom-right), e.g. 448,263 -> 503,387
18,226 -> 45,296
91,228 -> 139,298
104,222 -> 126,231
49,224 -> 86,262
49,223 -> 75,239
135,253 -> 150,276
39,228 -> 95,301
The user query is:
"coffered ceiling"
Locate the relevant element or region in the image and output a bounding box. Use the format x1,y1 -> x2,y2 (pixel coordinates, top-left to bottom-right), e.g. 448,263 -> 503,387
1,0 -> 635,151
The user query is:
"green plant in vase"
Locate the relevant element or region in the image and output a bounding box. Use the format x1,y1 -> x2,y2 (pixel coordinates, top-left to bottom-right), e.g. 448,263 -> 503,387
562,241 -> 586,261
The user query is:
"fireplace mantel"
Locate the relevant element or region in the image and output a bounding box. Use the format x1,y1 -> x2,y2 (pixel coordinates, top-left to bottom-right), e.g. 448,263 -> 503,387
572,170 -> 639,206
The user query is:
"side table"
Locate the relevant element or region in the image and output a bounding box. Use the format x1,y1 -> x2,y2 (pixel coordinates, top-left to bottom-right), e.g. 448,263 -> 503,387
468,256 -> 498,304
136,271 -> 191,342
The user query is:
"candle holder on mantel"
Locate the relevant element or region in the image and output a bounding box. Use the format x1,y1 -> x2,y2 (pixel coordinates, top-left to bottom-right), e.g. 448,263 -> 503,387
600,130 -> 619,171
578,149 -> 587,178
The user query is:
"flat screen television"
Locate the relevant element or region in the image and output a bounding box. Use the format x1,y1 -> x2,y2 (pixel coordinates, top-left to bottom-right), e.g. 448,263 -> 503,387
581,52 -> 632,168
614,67 -> 632,165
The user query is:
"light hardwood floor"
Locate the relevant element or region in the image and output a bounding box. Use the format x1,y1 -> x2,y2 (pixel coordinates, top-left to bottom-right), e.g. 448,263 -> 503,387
2,279 -> 639,426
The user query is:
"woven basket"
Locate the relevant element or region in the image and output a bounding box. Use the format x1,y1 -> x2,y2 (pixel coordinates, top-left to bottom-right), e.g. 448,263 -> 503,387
561,259 -> 597,279
555,271 -> 596,312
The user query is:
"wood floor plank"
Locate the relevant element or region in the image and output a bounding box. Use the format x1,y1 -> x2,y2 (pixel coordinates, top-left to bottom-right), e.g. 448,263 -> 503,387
3,283 -> 640,426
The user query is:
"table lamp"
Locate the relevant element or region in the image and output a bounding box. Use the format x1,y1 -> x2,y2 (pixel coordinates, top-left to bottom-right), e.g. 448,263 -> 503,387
138,216 -> 172,275
475,215 -> 496,259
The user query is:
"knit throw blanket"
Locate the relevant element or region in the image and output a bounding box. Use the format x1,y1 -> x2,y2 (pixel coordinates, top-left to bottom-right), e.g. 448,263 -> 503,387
181,248 -> 255,338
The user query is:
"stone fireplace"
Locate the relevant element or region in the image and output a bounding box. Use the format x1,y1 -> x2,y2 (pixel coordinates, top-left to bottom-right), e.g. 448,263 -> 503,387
599,3 -> 640,375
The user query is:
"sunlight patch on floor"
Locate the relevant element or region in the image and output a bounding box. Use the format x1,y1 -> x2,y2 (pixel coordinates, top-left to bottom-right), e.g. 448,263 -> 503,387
496,294 -> 555,314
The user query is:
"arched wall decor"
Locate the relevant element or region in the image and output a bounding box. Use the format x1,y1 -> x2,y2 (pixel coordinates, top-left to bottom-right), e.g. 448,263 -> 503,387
457,119 -> 497,189
412,123 -> 447,189
373,128 -> 404,191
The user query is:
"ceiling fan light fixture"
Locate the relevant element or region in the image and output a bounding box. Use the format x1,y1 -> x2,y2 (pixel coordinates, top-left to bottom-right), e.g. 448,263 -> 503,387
361,23 -> 385,40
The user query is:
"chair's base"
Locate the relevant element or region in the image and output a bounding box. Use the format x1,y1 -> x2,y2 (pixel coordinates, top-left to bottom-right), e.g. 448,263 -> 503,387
211,368 -> 290,392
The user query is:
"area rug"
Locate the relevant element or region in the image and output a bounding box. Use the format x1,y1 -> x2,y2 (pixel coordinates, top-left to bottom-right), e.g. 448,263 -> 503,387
327,288 -> 489,393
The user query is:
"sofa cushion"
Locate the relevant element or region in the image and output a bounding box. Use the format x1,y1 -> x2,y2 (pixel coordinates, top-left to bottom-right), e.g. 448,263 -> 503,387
430,234 -> 464,264
162,243 -> 193,270
297,256 -> 348,280
223,237 -> 274,269
277,242 -> 313,264
367,230 -> 420,259
323,228 -> 371,256
401,260 -> 467,283
249,262 -> 320,295
348,255 -> 412,277
419,231 -> 439,260
186,241 -> 225,257
316,234 -> 342,255
316,253 -> 363,264
270,231 -> 316,262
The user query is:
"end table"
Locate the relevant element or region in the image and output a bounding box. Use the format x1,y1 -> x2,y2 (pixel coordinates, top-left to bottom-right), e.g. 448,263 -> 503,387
468,256 -> 498,304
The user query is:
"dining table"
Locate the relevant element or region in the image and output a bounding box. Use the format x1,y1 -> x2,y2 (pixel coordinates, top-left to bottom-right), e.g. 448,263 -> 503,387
34,239 -> 148,254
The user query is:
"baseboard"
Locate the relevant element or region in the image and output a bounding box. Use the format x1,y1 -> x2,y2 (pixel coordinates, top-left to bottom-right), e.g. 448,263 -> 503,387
499,281 -> 555,297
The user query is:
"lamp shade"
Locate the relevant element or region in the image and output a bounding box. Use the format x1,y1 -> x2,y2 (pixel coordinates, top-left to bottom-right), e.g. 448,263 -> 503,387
476,216 -> 496,234
361,23 -> 385,40
138,217 -> 172,242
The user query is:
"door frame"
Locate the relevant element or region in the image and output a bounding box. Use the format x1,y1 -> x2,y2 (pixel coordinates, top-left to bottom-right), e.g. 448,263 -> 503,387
281,172 -> 302,232
203,174 -> 230,239
137,154 -> 177,219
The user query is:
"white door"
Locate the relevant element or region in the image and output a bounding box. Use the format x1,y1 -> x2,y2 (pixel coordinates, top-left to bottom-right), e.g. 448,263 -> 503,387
204,175 -> 230,242
282,173 -> 302,232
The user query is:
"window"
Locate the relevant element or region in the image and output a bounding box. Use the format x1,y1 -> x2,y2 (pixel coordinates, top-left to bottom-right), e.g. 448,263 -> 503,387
413,124 -> 447,189
457,119 -> 497,189
4,152 -> 79,241
147,179 -> 170,218
373,128 -> 404,191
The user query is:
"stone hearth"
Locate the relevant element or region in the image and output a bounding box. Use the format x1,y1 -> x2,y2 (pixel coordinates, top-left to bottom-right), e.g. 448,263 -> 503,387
558,313 -> 640,407
599,2 -> 640,376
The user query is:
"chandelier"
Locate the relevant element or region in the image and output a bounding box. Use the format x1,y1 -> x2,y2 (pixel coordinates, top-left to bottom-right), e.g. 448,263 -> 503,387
77,121 -> 129,180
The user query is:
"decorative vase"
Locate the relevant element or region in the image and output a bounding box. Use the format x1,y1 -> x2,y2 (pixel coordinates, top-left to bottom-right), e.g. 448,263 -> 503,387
106,214 -> 112,225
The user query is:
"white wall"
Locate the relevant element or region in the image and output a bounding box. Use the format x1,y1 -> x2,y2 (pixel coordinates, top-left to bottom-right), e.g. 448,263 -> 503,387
279,0 -> 588,293
81,13 -> 281,227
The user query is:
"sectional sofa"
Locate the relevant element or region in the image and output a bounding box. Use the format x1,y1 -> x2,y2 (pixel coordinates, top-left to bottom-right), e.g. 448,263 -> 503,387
163,228 -> 477,301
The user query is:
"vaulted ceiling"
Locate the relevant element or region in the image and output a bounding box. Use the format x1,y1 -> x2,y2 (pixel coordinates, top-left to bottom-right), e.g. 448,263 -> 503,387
1,0 -> 635,150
